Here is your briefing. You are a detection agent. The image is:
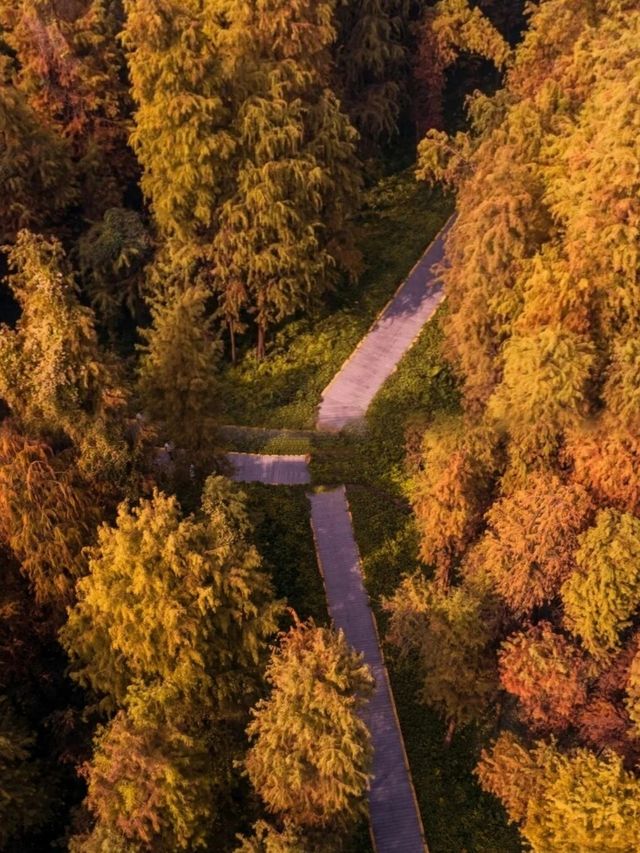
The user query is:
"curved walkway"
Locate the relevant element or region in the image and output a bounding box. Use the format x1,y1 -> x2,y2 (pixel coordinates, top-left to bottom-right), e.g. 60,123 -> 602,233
316,219 -> 451,432
225,224 -> 451,852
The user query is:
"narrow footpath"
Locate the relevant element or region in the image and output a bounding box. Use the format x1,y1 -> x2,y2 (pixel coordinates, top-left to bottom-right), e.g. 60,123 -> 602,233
310,488 -> 427,853
227,222 -> 452,852
316,219 -> 451,432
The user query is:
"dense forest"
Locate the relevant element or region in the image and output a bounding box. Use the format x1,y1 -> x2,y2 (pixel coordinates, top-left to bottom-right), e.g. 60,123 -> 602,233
2,1 -> 639,852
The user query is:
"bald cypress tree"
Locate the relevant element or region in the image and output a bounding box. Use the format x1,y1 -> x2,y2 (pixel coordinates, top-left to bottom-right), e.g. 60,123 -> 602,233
213,0 -> 362,358
245,620 -> 373,832
335,0 -> 406,145
122,0 -> 235,247
1,0 -> 134,213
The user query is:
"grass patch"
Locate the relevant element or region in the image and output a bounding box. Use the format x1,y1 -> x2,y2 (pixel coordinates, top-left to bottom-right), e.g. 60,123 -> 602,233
243,484 -> 327,625
219,172 -> 452,429
219,426 -> 315,456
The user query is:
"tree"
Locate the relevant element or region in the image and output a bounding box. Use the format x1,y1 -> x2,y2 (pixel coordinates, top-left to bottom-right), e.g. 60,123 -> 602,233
1,0 -> 134,213
0,695 -> 49,847
0,422 -> 100,610
561,509 -> 640,659
477,733 -> 640,852
410,416 -> 500,584
565,416 -> 640,517
334,0 -> 406,144
477,473 -> 593,614
61,479 -> 282,714
384,573 -> 499,737
488,327 -> 595,469
122,0 -> 235,245
137,286 -> 221,456
245,620 -> 373,831
498,623 -> 588,733
0,230 -> 107,439
78,208 -> 153,327
413,0 -> 511,136
213,0 -> 362,358
235,820 -> 311,853
0,55 -> 76,241
75,687 -> 226,852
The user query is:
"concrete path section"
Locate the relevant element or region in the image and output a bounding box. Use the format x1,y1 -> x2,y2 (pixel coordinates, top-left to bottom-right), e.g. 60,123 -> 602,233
309,487 -> 427,853
317,219 -> 452,432
227,453 -> 311,485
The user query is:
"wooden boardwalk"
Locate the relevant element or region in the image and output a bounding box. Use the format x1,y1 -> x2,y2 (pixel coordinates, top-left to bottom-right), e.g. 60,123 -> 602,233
317,220 -> 451,432
227,452 -> 311,485
309,488 -> 427,853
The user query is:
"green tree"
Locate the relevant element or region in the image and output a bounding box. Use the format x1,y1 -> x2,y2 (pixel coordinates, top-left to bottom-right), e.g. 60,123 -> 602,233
384,573 -> 499,738
562,509 -> 640,659
335,0 -> 406,144
78,208 -> 153,327
245,620 -> 373,831
137,286 -> 221,456
214,0 -> 362,358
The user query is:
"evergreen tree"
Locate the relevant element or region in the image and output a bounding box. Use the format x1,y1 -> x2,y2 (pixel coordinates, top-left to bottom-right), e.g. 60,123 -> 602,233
75,687 -> 226,852
1,0 -> 134,213
78,208 -> 153,327
477,733 -> 640,853
561,509 -> 640,659
0,56 -> 76,241
410,416 -> 500,585
137,286 -> 221,456
0,422 -> 100,610
0,695 -> 50,847
384,573 -> 499,737
122,0 -> 235,245
61,479 -> 282,714
335,0 -> 406,144
235,820 -> 310,853
213,0 -> 362,358
245,620 -> 373,831
477,473 -> 593,614
0,230 -> 107,440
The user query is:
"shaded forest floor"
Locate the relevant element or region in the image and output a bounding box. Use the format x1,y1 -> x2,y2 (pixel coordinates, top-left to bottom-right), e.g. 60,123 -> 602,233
228,169 -> 521,852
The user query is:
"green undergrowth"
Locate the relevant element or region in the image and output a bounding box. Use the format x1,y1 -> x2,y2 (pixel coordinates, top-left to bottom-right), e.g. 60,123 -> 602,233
218,427 -> 315,456
219,172 -> 452,429
243,484 -> 327,625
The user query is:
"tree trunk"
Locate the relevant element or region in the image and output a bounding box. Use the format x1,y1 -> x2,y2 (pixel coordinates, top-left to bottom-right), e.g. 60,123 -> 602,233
257,322 -> 265,361
228,319 -> 236,364
444,718 -> 456,747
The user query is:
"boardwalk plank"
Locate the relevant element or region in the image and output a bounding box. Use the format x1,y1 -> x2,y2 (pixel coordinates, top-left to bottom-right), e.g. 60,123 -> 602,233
309,487 -> 427,853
